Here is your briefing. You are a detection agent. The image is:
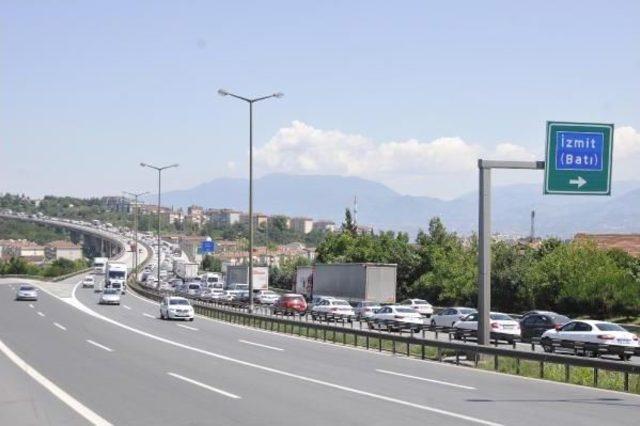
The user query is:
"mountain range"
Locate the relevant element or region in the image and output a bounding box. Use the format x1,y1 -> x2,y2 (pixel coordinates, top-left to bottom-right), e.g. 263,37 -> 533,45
149,174 -> 640,238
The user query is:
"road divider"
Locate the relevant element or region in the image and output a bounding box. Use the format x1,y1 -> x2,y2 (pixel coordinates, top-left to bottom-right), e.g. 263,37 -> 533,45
167,372 -> 241,399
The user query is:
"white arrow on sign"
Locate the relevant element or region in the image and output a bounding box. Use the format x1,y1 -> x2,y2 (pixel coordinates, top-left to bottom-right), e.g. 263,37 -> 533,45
569,176 -> 587,188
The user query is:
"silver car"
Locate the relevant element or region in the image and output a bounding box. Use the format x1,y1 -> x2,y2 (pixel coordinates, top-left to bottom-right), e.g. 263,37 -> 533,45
16,285 -> 38,301
99,288 -> 121,305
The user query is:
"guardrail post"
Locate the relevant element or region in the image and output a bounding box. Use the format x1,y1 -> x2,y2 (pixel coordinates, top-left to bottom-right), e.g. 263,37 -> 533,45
624,372 -> 629,391
406,341 -> 410,357
392,339 -> 396,354
565,364 -> 570,383
494,354 -> 498,370
421,344 -> 425,360
593,368 -> 598,387
379,336 -> 382,352
539,361 -> 544,378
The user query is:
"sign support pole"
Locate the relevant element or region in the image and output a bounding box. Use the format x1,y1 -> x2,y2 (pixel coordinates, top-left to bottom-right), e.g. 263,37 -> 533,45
477,160 -> 545,345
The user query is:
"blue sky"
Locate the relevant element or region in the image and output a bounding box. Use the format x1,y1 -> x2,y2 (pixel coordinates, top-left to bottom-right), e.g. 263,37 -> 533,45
2,1 -> 639,199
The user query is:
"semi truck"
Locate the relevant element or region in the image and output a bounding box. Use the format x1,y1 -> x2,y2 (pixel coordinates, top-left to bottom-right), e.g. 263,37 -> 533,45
296,263 -> 397,303
225,266 -> 268,290
105,262 -> 128,294
93,257 -> 109,274
175,261 -> 199,280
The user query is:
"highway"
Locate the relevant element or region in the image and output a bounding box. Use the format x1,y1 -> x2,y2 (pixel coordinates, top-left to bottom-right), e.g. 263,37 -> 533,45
2,272 -> 640,425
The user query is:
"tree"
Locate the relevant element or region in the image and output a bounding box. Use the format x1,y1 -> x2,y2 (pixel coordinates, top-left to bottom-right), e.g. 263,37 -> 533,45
341,208 -> 357,235
201,255 -> 222,272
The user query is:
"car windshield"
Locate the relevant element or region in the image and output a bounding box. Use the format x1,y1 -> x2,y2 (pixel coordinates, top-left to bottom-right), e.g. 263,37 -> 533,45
332,300 -> 350,306
414,299 -> 428,304
284,296 -> 303,302
109,271 -> 125,278
396,307 -> 417,313
169,299 -> 189,305
188,285 -> 200,289
459,308 -> 475,314
595,323 -> 626,332
20,286 -> 35,291
490,313 -> 513,321
103,289 -> 118,295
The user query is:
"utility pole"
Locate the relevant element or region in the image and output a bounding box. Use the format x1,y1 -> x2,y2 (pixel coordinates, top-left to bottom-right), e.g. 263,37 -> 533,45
123,191 -> 149,275
218,88 -> 283,313
140,163 -> 179,287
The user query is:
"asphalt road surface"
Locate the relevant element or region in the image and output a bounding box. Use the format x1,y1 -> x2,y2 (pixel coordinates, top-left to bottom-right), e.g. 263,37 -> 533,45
1,275 -> 639,426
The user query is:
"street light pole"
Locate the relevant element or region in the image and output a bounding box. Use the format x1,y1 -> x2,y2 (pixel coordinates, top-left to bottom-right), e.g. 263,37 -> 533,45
123,191 -> 149,276
141,163 -> 178,288
218,88 -> 283,313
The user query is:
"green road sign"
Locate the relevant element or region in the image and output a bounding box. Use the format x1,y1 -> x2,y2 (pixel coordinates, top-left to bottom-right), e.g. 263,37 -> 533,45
544,121 -> 613,195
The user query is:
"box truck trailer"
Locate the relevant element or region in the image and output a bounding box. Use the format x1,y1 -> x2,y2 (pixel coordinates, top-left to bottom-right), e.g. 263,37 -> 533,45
297,263 -> 396,303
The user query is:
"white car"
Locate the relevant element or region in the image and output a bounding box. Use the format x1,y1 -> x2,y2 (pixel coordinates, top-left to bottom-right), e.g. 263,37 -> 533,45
399,299 -> 434,317
541,320 -> 639,360
99,288 -> 121,305
253,289 -> 280,305
16,285 -> 38,301
310,298 -> 355,320
81,276 -> 95,288
453,312 -> 520,342
200,288 -> 225,302
370,305 -> 424,331
431,307 -> 477,328
160,296 -> 194,321
354,301 -> 382,319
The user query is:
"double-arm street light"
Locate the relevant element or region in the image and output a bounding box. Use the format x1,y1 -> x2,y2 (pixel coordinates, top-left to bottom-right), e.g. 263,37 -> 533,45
123,191 -> 149,277
218,88 -> 283,313
140,163 -> 179,287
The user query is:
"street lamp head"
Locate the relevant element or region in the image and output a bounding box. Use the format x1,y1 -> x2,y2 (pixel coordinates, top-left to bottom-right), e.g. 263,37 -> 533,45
168,163 -> 179,169
218,89 -> 229,97
273,92 -> 284,99
140,162 -> 147,167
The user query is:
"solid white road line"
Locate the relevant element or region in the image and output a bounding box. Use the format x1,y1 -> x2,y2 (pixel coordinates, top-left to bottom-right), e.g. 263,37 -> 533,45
53,322 -> 67,331
65,290 -> 502,426
376,369 -> 476,390
0,339 -> 112,425
142,313 -> 155,319
122,305 -> 131,310
86,340 -> 114,353
167,372 -> 241,399
37,311 -> 45,317
176,324 -> 199,331
239,339 -> 284,351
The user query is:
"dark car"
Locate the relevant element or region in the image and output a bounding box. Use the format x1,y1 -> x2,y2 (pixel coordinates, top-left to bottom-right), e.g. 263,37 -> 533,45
520,313 -> 571,341
272,293 -> 308,315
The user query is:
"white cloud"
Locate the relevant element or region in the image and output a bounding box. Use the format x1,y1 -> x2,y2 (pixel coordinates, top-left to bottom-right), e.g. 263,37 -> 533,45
255,121 -> 536,197
255,121 -> 640,198
615,126 -> 640,157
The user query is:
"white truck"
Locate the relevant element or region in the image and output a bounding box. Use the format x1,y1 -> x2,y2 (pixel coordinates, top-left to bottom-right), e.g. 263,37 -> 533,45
105,262 -> 128,294
225,266 -> 268,290
175,262 -> 199,280
93,257 -> 109,275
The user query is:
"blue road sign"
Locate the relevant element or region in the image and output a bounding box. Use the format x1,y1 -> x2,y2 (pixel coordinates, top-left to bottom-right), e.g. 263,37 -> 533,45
555,131 -> 604,171
200,240 -> 216,253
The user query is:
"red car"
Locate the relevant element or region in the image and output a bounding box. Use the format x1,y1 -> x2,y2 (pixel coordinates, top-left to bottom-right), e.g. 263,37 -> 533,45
273,293 -> 308,315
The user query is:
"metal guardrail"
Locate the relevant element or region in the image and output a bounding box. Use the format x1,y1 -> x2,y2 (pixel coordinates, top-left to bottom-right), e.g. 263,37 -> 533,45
130,280 -> 640,393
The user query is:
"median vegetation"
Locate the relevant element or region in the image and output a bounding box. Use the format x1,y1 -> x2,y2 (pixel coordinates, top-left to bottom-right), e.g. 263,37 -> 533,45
0,257 -> 90,278
316,213 -> 640,319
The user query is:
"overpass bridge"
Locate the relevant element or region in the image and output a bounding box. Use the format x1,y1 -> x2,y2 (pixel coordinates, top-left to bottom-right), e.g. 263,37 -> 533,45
0,213 -> 125,258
